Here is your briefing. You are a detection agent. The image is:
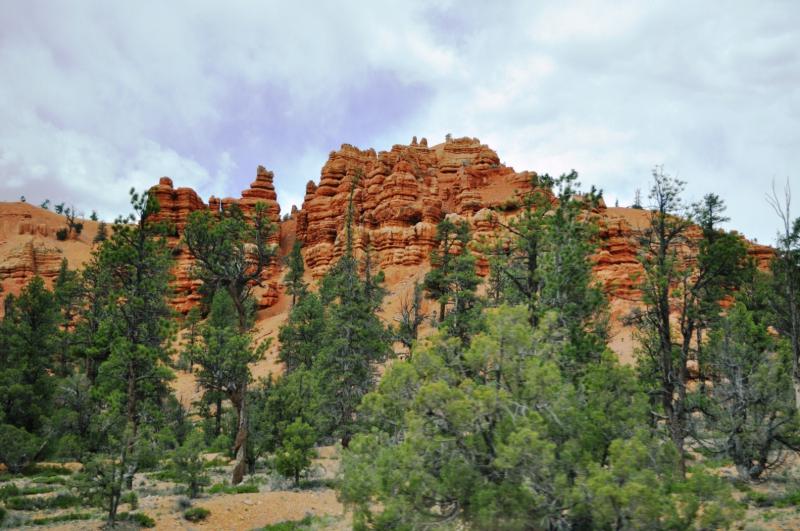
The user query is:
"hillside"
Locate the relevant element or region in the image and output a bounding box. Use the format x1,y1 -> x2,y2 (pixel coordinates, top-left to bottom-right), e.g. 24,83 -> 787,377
0,136 -> 773,383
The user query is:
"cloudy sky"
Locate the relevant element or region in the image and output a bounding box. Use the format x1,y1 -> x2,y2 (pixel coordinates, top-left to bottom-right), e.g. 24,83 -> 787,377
1,1 -> 797,243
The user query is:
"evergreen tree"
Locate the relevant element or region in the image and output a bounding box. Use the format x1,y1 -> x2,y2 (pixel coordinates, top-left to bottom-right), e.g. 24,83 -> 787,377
275,418 -> 317,486
701,303 -> 800,479
53,258 -> 82,376
0,276 -> 58,433
93,220 -> 108,244
183,202 -> 277,330
93,189 -> 175,433
341,305 -> 740,529
632,171 -> 749,475
278,292 -> 325,372
284,240 -> 307,306
315,175 -> 391,446
423,218 -> 482,342
170,430 -> 210,498
192,289 -> 267,484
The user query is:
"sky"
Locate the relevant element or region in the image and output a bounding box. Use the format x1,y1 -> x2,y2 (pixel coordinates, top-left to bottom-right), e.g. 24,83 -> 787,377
0,0 -> 798,244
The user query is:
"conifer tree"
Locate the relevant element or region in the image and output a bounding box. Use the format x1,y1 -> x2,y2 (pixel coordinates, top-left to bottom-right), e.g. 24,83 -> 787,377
423,218 -> 482,342
192,289 -> 267,484
633,170 -> 749,476
315,174 -> 390,446
0,276 -> 58,446
184,202 -> 277,330
284,240 -> 307,307
702,303 -> 800,479
93,189 -> 175,432
54,258 -> 82,376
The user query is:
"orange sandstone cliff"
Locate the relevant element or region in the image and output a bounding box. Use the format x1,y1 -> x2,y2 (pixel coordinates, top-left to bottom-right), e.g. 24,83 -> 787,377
0,137 -> 774,364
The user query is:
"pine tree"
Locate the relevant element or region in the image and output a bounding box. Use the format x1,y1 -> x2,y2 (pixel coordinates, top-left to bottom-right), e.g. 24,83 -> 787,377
278,292 -> 325,372
284,240 -> 307,307
184,202 -> 277,330
93,189 -> 175,432
702,303 -> 799,479
633,170 -> 749,476
423,218 -> 482,342
53,258 -> 82,376
192,289 -> 267,484
315,174 -> 391,446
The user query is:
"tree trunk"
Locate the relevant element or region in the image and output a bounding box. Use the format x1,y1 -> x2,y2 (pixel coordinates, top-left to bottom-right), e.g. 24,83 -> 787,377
215,396 -> 223,437
231,387 -> 248,485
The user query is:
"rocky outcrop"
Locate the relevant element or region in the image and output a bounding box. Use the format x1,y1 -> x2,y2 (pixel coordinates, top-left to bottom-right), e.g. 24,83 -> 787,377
1,136 -> 774,328
0,240 -> 64,286
149,167 -> 284,313
150,177 -> 207,232
295,137 -> 535,277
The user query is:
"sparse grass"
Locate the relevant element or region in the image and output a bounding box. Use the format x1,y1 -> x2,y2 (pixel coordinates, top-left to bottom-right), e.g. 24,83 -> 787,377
208,481 -> 259,494
5,492 -> 81,510
262,515 -> 319,530
746,488 -> 800,509
29,512 -> 95,526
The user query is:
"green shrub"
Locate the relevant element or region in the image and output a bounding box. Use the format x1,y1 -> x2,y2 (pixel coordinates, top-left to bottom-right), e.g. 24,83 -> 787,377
747,491 -> 774,507
55,228 -> 69,241
119,511 -> 156,528
262,515 -> 318,530
0,483 -> 20,499
208,481 -> 259,495
0,424 -> 42,474
775,489 -> 800,508
121,490 -> 139,509
184,507 -> 211,522
26,464 -> 72,476
6,492 -> 80,510
0,506 -> 5,525
30,512 -> 94,526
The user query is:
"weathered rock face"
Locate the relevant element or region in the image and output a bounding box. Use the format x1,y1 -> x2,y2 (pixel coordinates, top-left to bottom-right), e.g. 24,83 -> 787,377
148,167 -> 284,313
0,240 -> 64,286
0,136 -> 775,327
295,137 -> 536,277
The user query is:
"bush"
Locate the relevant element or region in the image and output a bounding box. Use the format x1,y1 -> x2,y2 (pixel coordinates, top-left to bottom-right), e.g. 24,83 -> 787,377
176,496 -> 192,510
0,483 -> 20,499
55,228 -> 69,241
30,512 -> 93,526
0,506 -> 5,525
184,507 -> 211,522
275,418 -> 317,486
121,490 -> 139,509
119,511 -> 156,528
262,515 -> 318,530
208,481 -> 259,495
6,492 -> 81,510
0,424 -> 42,474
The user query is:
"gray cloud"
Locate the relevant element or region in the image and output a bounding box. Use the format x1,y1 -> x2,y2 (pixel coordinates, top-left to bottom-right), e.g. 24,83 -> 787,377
0,0 -> 797,243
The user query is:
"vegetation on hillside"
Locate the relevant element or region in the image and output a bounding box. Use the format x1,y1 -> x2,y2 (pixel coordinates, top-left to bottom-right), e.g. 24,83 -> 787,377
1,172 -> 799,529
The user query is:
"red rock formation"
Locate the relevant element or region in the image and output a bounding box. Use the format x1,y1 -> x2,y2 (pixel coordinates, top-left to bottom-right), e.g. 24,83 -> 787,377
0,240 -> 64,287
295,137 -> 535,277
1,136 -> 775,330
150,177 -> 206,232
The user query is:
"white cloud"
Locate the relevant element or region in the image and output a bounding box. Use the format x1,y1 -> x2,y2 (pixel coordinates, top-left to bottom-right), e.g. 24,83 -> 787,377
0,0 -> 797,242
